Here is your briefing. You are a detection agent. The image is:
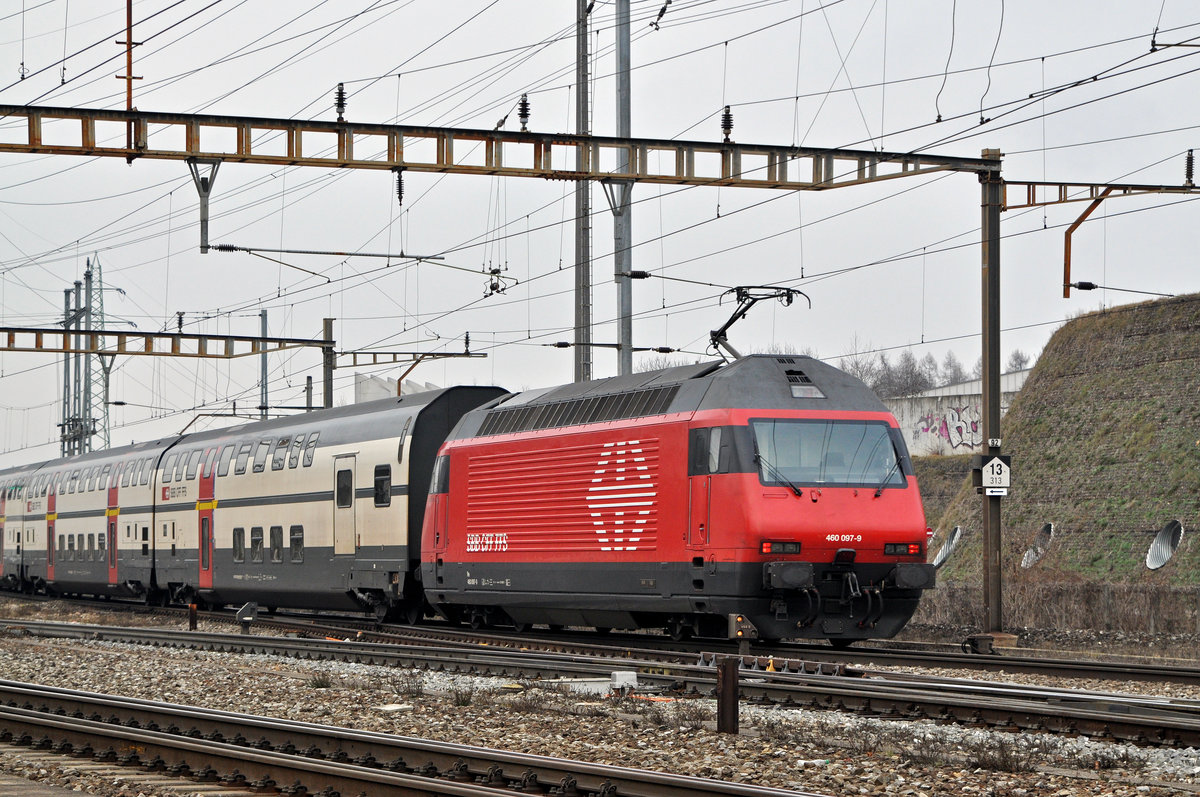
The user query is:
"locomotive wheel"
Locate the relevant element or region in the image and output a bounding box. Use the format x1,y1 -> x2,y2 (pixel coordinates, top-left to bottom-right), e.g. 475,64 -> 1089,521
668,620 -> 693,642
404,603 -> 424,625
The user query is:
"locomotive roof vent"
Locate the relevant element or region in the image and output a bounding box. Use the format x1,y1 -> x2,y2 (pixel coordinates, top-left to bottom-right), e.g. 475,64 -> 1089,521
478,384 -> 680,436
784,369 -> 812,384
776,356 -> 796,364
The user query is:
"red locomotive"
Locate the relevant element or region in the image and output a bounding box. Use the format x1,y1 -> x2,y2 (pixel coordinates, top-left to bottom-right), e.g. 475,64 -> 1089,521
422,354 -> 934,643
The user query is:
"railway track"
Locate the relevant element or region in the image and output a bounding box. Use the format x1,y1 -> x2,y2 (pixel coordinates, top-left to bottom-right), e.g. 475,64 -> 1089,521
5,617 -> 1200,748
0,680 -> 827,797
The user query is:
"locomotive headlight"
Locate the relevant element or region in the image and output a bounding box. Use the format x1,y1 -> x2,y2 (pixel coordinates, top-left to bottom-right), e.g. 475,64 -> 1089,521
885,542 -> 923,556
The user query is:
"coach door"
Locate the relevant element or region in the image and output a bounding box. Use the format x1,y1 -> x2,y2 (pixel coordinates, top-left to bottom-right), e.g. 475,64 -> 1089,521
45,492 -> 56,581
333,455 -> 356,555
197,449 -> 216,588
107,482 -> 120,586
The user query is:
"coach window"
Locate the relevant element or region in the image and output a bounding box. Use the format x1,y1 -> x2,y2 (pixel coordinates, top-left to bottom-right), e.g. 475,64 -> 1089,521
118,461 -> 131,487
68,470 -> 80,493
217,445 -> 236,477
374,465 -> 391,507
67,535 -> 75,560
186,450 -> 203,480
97,530 -> 105,559
232,527 -> 245,563
289,526 -> 304,562
270,526 -> 283,562
200,448 -> 217,479
174,453 -> 190,482
252,440 -> 272,473
138,458 -> 151,485
58,534 -> 64,557
250,527 -> 264,563
234,442 -> 253,475
97,464 -> 110,491
336,468 -> 353,508
87,534 -> 95,561
84,467 -> 96,492
162,453 -> 178,483
303,432 -> 320,466
53,471 -> 64,495
288,434 -> 305,468
397,417 -> 412,464
272,438 -> 289,471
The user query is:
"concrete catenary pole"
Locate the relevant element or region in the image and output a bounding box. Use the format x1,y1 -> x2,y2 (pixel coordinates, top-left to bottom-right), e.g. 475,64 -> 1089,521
614,0 -> 633,376
574,0 -> 593,383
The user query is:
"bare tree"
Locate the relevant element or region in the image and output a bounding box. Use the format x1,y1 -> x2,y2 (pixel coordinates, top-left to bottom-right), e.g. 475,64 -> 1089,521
941,351 -> 967,384
1006,349 -> 1031,372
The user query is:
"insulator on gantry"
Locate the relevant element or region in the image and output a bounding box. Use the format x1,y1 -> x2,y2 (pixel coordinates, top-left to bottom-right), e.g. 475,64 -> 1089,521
335,83 -> 347,122
518,93 -> 531,132
721,105 -> 733,142
1186,149 -> 1194,187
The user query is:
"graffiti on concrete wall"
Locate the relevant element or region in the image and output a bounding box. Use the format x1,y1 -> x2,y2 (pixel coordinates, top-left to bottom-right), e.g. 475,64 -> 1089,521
914,405 -> 983,450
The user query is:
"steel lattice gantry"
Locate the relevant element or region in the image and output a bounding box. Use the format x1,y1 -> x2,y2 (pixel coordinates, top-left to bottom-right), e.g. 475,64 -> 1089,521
0,104 -> 995,189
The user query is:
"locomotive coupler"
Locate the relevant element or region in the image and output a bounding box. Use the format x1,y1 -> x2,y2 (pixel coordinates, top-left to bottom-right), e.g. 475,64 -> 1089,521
839,571 -> 862,603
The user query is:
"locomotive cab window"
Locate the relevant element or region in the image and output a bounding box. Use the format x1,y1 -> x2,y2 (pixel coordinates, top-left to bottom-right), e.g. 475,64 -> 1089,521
374,465 -> 391,507
750,419 -> 907,489
336,468 -> 354,508
430,454 -> 450,495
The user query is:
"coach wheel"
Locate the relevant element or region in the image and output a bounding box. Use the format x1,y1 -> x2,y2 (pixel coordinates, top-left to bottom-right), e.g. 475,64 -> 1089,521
404,603 -> 424,626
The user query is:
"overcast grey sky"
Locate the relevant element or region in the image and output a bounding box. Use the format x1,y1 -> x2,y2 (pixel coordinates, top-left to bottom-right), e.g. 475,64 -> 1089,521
1,1 -> 1197,465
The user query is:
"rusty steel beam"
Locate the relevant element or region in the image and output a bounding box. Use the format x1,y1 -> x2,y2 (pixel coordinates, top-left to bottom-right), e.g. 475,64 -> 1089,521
0,104 -> 997,190
0,326 -> 318,359
1002,179 -> 1200,211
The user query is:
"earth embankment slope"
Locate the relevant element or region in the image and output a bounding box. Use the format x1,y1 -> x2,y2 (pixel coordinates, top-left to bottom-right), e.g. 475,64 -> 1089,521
926,293 -> 1200,596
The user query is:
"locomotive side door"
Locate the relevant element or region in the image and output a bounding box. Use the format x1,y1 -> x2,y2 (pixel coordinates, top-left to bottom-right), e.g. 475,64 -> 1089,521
197,448 -> 216,589
333,455 -> 356,555
686,427 -> 716,549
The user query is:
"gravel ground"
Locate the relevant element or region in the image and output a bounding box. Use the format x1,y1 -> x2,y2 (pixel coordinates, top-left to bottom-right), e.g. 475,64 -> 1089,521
0,602 -> 1197,797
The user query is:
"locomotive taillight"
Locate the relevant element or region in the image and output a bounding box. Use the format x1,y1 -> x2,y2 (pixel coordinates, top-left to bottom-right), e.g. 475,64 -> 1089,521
761,541 -> 801,554
885,542 -> 923,556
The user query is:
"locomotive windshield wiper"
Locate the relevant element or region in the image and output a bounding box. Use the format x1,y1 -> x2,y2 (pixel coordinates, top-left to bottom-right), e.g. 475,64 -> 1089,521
754,454 -> 803,497
873,459 -> 902,497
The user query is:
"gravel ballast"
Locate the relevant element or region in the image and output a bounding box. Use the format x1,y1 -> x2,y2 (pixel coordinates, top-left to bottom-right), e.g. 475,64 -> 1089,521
0,605 -> 1196,796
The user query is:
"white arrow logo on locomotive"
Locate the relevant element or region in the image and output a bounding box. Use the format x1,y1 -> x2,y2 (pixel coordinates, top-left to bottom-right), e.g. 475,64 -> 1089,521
588,440 -> 655,552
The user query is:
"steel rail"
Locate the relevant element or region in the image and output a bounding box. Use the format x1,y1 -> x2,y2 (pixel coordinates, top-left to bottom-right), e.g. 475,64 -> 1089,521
0,680 -> 825,797
6,619 -> 1200,747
